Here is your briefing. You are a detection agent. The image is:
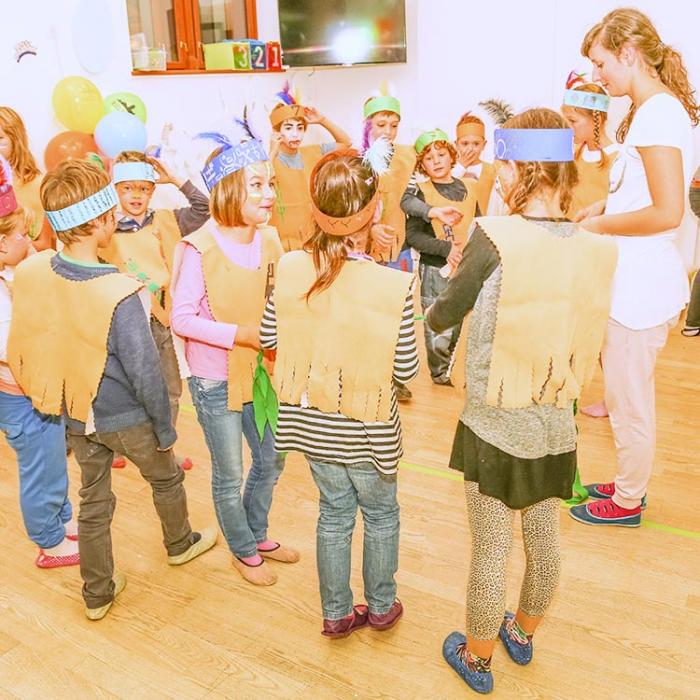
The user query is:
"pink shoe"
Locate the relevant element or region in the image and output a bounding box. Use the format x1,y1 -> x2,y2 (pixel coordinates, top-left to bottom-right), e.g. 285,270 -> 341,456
580,400 -> 608,418
178,456 -> 194,471
35,550 -> 80,569
66,534 -> 79,542
112,456 -> 127,469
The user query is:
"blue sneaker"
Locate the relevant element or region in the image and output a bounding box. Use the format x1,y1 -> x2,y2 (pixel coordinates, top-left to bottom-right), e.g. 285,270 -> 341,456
442,631 -> 493,694
569,498 -> 641,527
498,612 -> 533,665
584,481 -> 647,510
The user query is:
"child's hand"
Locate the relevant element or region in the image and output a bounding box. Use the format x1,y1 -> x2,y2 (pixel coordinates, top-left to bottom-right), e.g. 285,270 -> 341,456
571,199 -> 605,222
236,325 -> 262,350
579,215 -> 606,234
370,223 -> 395,254
269,132 -> 283,158
147,157 -> 185,189
429,206 -> 463,227
447,241 -> 463,269
303,106 -> 325,124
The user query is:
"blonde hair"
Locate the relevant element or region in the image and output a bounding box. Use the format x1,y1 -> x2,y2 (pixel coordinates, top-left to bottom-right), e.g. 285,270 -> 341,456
304,151 -> 377,300
0,204 -> 34,238
205,147 -> 247,227
564,83 -> 610,170
114,150 -> 149,164
0,106 -> 41,185
581,7 -> 700,141
416,141 -> 457,176
500,109 -> 579,215
40,160 -> 113,245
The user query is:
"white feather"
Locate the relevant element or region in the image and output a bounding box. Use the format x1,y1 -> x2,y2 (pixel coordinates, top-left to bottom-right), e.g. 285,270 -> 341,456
362,137 -> 393,176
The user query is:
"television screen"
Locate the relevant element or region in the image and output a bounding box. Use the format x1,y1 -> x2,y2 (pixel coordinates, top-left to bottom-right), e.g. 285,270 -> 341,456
278,0 -> 407,68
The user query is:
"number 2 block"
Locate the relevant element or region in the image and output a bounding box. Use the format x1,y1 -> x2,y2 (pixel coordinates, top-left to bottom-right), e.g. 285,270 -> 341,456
248,40 -> 267,70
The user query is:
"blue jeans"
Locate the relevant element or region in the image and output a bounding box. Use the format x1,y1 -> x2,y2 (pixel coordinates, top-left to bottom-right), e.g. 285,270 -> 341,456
189,377 -> 285,558
307,458 -> 400,620
0,392 -> 72,548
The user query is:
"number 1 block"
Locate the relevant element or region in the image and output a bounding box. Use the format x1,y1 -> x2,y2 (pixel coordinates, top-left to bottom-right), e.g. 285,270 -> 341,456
266,41 -> 282,71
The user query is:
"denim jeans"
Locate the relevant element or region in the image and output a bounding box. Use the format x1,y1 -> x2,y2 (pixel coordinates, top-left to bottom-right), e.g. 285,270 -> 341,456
419,263 -> 461,380
306,458 -> 400,620
0,392 -> 72,548
68,421 -> 195,609
189,377 -> 285,558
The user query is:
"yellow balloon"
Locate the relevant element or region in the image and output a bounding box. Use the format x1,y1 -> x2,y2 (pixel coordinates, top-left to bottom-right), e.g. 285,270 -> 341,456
52,76 -> 105,133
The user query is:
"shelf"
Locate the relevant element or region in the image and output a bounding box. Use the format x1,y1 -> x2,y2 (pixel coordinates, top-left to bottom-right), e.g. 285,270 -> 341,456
131,68 -> 285,76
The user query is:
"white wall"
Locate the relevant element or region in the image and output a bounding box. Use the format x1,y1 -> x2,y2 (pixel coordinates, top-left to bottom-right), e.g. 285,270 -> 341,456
4,0 -> 700,259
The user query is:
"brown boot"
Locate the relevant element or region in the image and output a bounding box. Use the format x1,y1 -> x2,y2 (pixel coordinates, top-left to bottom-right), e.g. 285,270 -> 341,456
232,556 -> 277,586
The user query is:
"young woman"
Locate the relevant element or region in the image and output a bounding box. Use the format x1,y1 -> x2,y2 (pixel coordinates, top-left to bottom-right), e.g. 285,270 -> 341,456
260,149 -> 419,638
428,109 -> 617,694
570,7 -> 698,527
171,135 -> 297,586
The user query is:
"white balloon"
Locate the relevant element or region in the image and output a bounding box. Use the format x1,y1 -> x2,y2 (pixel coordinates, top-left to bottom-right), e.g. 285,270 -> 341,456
72,0 -> 114,74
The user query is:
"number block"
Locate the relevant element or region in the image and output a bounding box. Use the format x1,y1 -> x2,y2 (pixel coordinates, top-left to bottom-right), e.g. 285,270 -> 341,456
266,41 -> 282,71
231,41 -> 251,70
248,40 -> 267,70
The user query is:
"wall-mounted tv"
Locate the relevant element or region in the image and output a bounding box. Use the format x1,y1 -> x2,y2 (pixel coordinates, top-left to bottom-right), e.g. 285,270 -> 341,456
278,0 -> 407,68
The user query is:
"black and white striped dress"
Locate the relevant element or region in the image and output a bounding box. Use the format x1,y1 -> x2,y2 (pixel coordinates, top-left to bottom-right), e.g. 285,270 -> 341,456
260,280 -> 419,475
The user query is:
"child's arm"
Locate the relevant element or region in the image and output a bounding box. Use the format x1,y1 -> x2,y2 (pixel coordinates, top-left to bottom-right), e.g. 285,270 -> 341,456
260,294 -> 278,350
400,183 -> 463,226
150,158 -> 210,236
170,245 -> 238,349
404,188 -> 453,259
304,107 -> 352,146
392,281 -> 419,384
110,294 -> 177,450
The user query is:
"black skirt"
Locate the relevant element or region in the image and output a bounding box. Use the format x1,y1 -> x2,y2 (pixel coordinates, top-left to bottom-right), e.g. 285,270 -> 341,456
449,421 -> 576,510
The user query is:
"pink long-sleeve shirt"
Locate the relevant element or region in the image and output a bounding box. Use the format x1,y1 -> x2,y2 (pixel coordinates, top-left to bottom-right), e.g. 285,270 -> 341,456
171,228 -> 262,380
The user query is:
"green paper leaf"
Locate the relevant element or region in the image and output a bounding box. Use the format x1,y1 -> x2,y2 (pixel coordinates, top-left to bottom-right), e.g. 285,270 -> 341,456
252,351 -> 279,441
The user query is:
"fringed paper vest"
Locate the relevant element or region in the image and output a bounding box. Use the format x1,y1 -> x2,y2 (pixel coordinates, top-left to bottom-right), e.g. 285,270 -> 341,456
417,178 -> 478,245
100,209 -> 182,327
186,226 -> 283,410
7,251 -> 143,422
478,215 -> 618,408
371,144 -> 416,262
14,175 -> 45,240
274,252 -> 413,422
269,144 -> 322,253
476,162 -> 497,215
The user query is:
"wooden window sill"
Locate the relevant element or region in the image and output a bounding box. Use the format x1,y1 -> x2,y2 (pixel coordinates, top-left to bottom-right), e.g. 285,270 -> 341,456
131,68 -> 285,76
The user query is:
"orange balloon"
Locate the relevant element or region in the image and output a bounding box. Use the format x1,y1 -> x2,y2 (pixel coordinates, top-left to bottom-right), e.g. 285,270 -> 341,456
44,131 -> 99,171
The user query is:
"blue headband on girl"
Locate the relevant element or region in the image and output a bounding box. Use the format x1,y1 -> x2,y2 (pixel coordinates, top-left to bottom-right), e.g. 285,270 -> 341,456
563,89 -> 610,113
493,129 -> 574,162
45,184 -> 119,232
112,162 -> 156,184
200,140 -> 268,192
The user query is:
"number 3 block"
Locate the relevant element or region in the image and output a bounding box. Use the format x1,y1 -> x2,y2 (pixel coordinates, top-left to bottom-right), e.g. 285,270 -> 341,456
266,41 -> 282,71
231,41 -> 251,70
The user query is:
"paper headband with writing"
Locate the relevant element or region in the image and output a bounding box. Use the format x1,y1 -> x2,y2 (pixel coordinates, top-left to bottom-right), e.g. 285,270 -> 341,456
493,129 -> 574,162
414,129 -> 451,154
563,89 -> 610,113
270,103 -> 306,128
112,162 -> 156,184
200,140 -> 269,192
309,149 -> 380,237
364,96 -> 401,119
45,184 -> 119,232
456,122 -> 486,139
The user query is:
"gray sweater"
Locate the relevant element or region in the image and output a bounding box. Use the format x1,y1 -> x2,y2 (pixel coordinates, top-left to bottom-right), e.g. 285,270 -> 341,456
52,254 -> 175,449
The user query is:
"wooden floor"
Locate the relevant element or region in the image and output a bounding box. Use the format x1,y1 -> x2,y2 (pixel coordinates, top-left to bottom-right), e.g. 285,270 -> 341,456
0,323 -> 698,700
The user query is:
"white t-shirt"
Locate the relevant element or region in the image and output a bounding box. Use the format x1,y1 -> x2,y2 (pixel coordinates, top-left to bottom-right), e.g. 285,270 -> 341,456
605,93 -> 693,329
580,142 -> 620,162
452,161 -> 482,179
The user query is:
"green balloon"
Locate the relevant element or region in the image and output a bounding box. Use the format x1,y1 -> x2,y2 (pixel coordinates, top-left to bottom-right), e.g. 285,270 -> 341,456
103,92 -> 147,123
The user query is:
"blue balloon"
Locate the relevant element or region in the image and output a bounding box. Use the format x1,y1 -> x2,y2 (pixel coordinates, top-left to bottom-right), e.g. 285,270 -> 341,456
94,112 -> 147,158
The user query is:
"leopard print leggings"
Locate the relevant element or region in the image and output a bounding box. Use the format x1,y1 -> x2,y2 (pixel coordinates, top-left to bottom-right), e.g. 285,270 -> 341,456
464,480 -> 561,640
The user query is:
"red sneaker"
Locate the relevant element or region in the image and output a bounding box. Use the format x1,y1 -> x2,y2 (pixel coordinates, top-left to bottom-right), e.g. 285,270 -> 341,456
368,599 -> 404,630
322,605 -> 369,638
569,498 -> 641,527
112,456 -> 127,469
584,482 -> 647,509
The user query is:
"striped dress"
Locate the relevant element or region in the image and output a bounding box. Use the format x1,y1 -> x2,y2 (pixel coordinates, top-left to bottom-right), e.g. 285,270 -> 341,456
260,278 -> 419,474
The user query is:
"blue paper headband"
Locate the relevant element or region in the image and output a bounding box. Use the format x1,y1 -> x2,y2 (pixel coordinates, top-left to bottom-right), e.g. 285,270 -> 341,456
112,162 -> 156,184
45,184 -> 119,232
493,129 -> 574,162
563,89 -> 610,113
200,140 -> 268,192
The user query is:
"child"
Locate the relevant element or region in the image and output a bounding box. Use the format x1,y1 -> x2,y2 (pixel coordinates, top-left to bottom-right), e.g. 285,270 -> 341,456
428,109 -> 617,694
260,148 -> 418,637
0,106 -> 53,250
361,91 -> 416,265
402,129 -> 478,385
268,85 -> 351,252
0,156 -> 78,568
452,113 -> 497,215
8,160 -> 217,620
171,128 -> 296,587
100,150 -> 210,470
570,7 -> 697,528
561,79 -> 619,420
